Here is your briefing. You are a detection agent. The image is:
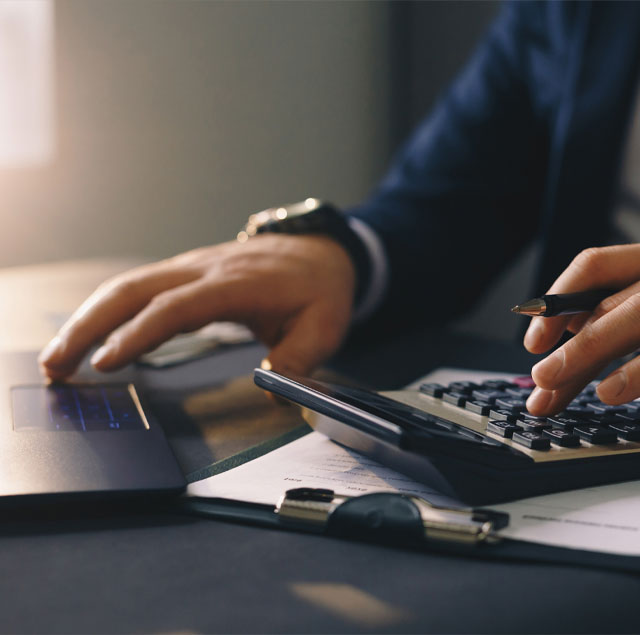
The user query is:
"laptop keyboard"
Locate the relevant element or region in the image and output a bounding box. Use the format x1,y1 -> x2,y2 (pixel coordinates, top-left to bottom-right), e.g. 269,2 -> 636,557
407,377 -> 640,461
12,384 -> 148,431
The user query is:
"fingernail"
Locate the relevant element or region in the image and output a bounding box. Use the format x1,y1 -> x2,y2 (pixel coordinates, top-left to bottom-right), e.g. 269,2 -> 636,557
524,319 -> 544,351
597,371 -> 627,402
533,348 -> 565,383
91,344 -> 115,367
38,336 -> 63,364
526,387 -> 553,413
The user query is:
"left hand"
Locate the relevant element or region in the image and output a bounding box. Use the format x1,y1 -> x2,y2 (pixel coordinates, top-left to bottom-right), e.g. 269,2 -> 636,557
524,244 -> 640,415
38,235 -> 356,381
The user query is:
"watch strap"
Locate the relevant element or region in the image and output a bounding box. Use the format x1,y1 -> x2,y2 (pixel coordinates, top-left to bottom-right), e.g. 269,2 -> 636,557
253,202 -> 372,309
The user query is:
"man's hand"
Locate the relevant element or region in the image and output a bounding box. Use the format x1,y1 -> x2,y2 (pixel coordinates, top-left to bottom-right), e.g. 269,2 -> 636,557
39,234 -> 356,380
524,244 -> 640,415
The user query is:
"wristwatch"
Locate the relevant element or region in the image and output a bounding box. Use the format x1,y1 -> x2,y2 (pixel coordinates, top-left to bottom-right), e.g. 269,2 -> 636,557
237,198 -> 370,305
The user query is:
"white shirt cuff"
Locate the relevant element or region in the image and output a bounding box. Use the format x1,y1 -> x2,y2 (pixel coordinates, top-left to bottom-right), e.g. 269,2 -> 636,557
347,217 -> 389,322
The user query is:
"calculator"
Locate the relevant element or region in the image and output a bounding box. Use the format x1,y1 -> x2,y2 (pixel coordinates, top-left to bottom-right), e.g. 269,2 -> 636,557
254,368 -> 640,505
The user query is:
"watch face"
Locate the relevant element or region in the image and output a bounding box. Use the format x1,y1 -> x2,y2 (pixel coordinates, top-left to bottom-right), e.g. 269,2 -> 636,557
276,198 -> 324,219
238,198 -> 329,242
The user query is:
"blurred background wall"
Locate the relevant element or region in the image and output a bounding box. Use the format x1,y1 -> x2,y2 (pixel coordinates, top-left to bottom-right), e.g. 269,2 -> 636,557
2,0 -> 524,338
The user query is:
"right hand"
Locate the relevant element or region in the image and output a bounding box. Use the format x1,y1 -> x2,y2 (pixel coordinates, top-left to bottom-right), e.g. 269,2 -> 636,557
523,244 -> 640,415
38,234 -> 356,381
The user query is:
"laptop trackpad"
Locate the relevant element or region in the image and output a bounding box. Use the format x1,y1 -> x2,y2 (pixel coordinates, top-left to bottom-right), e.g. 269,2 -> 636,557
0,382 -> 185,500
12,384 -> 149,432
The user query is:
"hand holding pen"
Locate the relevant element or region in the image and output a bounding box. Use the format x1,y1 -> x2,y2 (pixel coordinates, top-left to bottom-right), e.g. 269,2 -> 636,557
513,245 -> 640,416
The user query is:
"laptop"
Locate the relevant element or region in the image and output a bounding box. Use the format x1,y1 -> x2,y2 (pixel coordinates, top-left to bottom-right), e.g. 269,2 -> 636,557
0,351 -> 185,506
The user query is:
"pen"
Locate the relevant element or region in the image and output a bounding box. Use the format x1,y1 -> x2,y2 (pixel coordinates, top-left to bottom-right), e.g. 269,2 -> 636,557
511,289 -> 614,317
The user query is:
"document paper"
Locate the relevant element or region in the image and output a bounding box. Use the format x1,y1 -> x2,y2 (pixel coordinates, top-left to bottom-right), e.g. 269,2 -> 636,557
187,431 -> 446,504
188,367 -> 640,556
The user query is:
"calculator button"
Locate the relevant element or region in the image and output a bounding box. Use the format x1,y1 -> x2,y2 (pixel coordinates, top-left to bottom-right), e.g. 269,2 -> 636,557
548,416 -> 582,431
489,408 -> 520,423
542,428 -> 581,447
505,387 -> 533,399
443,391 -> 467,407
419,383 -> 446,398
487,420 -> 521,438
572,397 -> 598,407
512,431 -> 551,450
608,423 -> 640,442
520,413 -> 549,423
584,415 -> 621,427
448,382 -> 479,394
623,402 -> 640,415
465,400 -> 492,416
585,403 -> 628,415
562,406 -> 595,418
574,426 -> 618,445
481,380 -> 512,390
518,419 -> 552,433
494,398 -> 527,413
614,412 -> 640,424
471,390 -> 504,404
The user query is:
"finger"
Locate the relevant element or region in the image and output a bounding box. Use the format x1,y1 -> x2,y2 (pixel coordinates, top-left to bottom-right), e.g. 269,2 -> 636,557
523,315 -> 572,354
39,261 -> 200,378
564,313 -> 590,335
89,276 -> 253,371
264,304 -> 350,377
556,281 -> 640,341
523,245 -> 640,354
597,355 -> 640,404
530,292 -> 640,403
577,279 -> 640,331
526,377 -> 598,417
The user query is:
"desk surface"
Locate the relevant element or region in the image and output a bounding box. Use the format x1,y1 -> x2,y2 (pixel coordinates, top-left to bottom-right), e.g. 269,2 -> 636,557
1,260 -> 639,634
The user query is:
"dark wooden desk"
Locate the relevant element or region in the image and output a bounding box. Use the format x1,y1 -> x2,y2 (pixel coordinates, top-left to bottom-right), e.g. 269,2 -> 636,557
0,261 -> 638,634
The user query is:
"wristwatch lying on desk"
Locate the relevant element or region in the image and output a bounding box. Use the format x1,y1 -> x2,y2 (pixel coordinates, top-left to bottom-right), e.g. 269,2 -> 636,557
237,198 -> 371,306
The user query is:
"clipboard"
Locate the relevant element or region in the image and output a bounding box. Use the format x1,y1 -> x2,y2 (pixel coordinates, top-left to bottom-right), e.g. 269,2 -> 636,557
177,486 -> 640,575
161,363 -> 640,575
174,424 -> 640,575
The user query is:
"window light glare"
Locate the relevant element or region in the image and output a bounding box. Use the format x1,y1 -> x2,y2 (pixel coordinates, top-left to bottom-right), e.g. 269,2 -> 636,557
0,0 -> 55,168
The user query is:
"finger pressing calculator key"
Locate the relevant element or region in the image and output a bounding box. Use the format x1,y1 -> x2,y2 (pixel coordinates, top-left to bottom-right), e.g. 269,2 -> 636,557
408,377 -> 640,459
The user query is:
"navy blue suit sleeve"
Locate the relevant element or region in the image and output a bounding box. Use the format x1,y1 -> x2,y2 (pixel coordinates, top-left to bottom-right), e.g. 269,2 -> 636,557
348,1 -> 560,333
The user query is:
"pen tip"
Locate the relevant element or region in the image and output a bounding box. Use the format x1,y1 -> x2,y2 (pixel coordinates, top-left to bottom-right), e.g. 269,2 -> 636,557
510,298 -> 546,316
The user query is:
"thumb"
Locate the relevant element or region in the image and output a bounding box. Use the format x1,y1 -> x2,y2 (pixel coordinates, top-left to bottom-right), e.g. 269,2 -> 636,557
265,307 -> 347,377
